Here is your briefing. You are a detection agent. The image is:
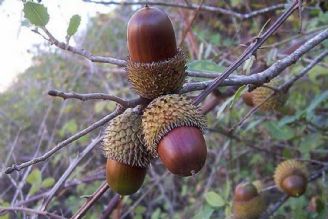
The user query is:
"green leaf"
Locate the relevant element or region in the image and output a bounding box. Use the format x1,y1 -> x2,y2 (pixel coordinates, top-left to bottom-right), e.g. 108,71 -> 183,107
306,91 -> 328,120
60,119 -> 78,136
26,168 -> 42,185
264,121 -> 295,141
67,15 -> 81,36
192,204 -> 214,219
204,191 -> 225,208
230,85 -> 246,109
41,177 -> 55,188
243,55 -> 255,74
28,183 -> 41,195
300,134 -> 322,159
23,2 -> 49,27
187,60 -> 225,73
151,208 -> 161,219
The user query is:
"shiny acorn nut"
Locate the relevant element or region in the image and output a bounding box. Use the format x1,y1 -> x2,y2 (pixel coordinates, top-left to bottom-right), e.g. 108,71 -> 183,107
127,6 -> 177,63
158,127 -> 207,176
242,92 -> 255,107
127,6 -> 186,99
274,160 -> 308,197
103,110 -> 152,195
233,183 -> 266,219
106,159 -> 147,196
234,183 -> 259,202
142,95 -> 207,176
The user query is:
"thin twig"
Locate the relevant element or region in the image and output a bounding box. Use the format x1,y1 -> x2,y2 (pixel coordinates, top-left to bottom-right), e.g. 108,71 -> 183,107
181,29 -> 328,93
71,182 -> 109,219
100,194 -> 121,219
40,137 -> 102,210
229,48 -> 328,131
282,50 -> 328,90
48,90 -> 146,108
193,1 -> 299,105
40,27 -> 126,66
5,108 -> 124,174
0,207 -> 66,219
179,0 -> 206,47
84,0 -> 286,20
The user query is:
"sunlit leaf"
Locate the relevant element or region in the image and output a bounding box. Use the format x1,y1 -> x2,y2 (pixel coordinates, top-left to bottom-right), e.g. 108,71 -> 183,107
67,15 -> 81,36
23,2 -> 49,27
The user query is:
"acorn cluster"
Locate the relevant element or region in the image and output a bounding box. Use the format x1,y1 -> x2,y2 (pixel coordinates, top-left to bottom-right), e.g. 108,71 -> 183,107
231,160 -> 308,218
102,6 -> 207,195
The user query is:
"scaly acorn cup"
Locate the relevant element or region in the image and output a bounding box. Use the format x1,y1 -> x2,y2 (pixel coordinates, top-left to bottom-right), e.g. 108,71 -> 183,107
233,182 -> 266,219
142,94 -> 207,176
103,109 -> 152,195
252,80 -> 288,112
274,160 -> 308,197
127,6 -> 186,99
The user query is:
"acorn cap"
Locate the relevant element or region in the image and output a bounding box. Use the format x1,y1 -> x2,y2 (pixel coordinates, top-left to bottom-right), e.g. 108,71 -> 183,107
142,94 -> 206,157
252,80 -> 287,112
127,49 -> 186,99
103,109 -> 152,168
274,160 -> 308,197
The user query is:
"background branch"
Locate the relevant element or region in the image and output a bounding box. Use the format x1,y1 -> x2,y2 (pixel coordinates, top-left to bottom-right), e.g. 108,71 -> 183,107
84,0 -> 285,20
5,108 -> 124,174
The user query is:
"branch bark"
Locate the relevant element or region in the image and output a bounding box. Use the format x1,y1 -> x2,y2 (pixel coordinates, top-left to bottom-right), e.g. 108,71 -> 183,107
192,1 -> 300,105
48,90 -> 146,108
84,0 -> 285,20
182,29 -> 328,93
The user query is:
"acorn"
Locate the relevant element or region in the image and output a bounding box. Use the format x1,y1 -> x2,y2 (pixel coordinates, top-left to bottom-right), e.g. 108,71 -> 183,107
242,92 -> 255,107
142,94 -> 207,176
103,109 -> 152,195
232,182 -> 266,219
127,6 -> 186,99
251,80 -> 288,112
251,81 -> 287,112
274,160 -> 308,197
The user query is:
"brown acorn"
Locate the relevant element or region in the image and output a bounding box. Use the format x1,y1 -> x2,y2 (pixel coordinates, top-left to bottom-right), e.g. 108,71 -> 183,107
106,160 -> 147,196
232,182 -> 266,219
242,92 -> 255,107
127,6 -> 186,99
274,160 -> 308,197
142,94 -> 207,176
103,109 -> 152,195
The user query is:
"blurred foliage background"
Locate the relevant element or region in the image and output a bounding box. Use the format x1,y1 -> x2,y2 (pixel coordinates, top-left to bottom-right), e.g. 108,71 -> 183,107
0,0 -> 327,218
